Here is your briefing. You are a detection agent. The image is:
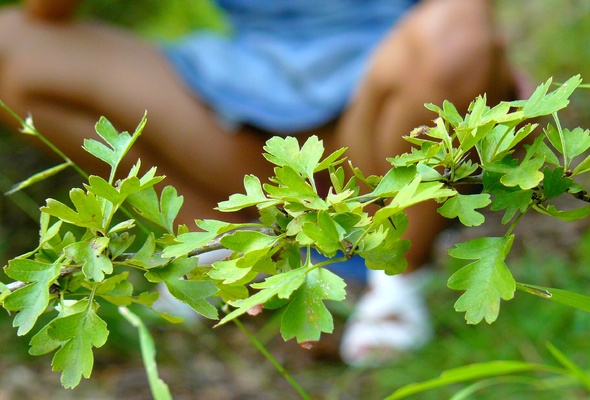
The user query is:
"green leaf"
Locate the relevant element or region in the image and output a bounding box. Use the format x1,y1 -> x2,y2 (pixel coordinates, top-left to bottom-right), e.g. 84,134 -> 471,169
426,99 -> 464,127
530,134 -> 560,167
108,231 -> 135,259
373,179 -> 456,225
438,193 -> 491,227
64,237 -> 112,282
456,118 -> 496,155
218,267 -> 309,326
484,170 -> 533,224
85,175 -> 129,205
280,268 -> 346,343
129,233 -> 169,269
3,259 -> 62,335
209,258 -> 255,284
167,279 -> 218,319
263,135 -> 324,182
314,147 -> 347,172
127,185 -> 183,233
386,360 -> 558,400
159,186 -> 184,231
534,204 -> 590,222
453,160 -> 478,181
6,162 -> 72,195
369,166 -> 417,198
265,165 -> 327,210
120,307 -> 173,400
388,143 -> 442,168
217,174 -> 274,212
546,125 -> 590,160
95,272 -> 158,307
358,219 -> 410,275
220,230 -> 279,253
542,167 -> 572,200
29,300 -> 89,356
448,236 -> 516,324
83,113 -> 146,172
521,75 -> 581,118
301,211 -> 345,256
572,152 -> 590,176
499,156 -> 545,190
146,257 -> 219,319
215,230 -> 279,276
491,189 -> 532,224
476,121 -> 536,165
0,282 -> 10,303
48,301 -> 109,388
41,188 -> 104,231
150,309 -> 185,324
161,230 -> 216,259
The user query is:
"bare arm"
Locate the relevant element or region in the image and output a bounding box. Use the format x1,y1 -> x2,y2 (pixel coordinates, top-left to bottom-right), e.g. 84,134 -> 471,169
24,0 -> 81,21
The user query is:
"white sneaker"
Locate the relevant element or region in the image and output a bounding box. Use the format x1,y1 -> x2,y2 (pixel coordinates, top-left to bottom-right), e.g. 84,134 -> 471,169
340,269 -> 433,367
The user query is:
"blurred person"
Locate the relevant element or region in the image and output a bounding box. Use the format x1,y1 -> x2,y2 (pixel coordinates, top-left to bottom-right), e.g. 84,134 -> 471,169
0,0 -> 518,366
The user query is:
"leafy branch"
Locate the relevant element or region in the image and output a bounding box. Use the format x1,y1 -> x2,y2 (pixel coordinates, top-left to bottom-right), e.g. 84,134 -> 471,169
2,75 -> 590,397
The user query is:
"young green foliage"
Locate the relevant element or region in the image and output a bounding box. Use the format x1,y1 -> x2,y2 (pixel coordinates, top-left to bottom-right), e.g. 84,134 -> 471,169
83,113 -> 147,182
3,258 -> 62,335
447,236 -> 516,324
2,75 -> 590,396
48,302 -> 109,388
279,267 -> 347,343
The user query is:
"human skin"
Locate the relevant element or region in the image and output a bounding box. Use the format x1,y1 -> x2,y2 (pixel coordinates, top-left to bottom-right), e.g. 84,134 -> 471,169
0,0 -> 515,271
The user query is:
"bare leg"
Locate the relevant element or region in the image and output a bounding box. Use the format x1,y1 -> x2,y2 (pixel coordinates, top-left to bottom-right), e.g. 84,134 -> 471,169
335,0 -> 518,365
334,0 -> 516,271
0,8 -> 276,224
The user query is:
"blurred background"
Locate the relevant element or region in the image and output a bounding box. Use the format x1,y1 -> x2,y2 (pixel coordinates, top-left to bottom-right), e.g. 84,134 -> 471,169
1,0 -> 590,399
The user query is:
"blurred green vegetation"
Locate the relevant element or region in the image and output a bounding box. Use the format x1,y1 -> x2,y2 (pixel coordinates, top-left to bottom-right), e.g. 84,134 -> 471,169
0,0 -> 228,37
496,0 -> 590,126
0,0 -> 590,399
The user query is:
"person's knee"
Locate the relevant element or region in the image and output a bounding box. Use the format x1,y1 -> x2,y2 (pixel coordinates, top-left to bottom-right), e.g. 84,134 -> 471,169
364,0 -> 502,104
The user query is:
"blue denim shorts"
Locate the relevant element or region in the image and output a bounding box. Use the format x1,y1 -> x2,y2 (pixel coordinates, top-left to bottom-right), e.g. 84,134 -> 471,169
164,0 -> 418,133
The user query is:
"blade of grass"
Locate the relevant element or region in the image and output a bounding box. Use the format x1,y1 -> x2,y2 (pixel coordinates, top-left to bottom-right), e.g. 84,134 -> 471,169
119,307 -> 173,400
546,342 -> 590,391
516,282 -> 590,313
385,361 -> 563,399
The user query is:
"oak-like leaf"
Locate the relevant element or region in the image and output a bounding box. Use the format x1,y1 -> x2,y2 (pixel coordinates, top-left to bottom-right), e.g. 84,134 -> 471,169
146,257 -> 219,319
3,259 -> 62,335
521,75 -> 581,118
41,188 -> 104,231
126,185 -> 183,233
438,193 -> 491,227
48,302 -> 109,388
263,135 -> 324,182
217,175 -> 275,212
82,114 -> 145,171
217,267 -> 309,326
280,267 -> 346,343
499,156 -> 545,190
448,236 -> 515,324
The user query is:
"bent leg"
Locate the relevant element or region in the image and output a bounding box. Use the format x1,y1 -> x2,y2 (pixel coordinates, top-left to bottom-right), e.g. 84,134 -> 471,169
0,8 -> 273,223
336,0 -> 517,366
335,0 -> 516,270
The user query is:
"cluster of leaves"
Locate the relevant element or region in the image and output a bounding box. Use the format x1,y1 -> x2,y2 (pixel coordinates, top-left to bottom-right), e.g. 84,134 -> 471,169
1,75 -> 590,394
